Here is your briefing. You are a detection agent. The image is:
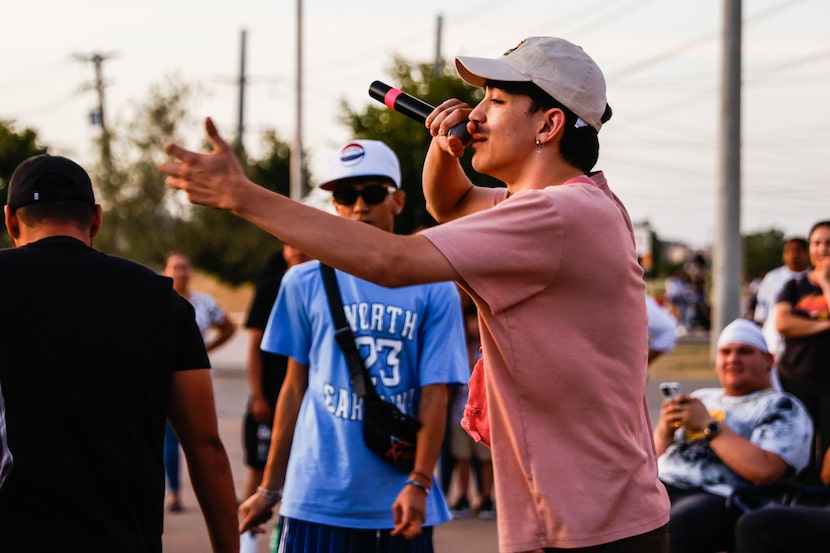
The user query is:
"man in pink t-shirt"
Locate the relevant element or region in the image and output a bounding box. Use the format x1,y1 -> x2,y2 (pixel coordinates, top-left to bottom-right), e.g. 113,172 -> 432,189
160,36 -> 670,553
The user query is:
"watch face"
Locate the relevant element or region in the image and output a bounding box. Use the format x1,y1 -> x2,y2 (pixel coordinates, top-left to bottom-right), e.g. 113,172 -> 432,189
705,421 -> 721,440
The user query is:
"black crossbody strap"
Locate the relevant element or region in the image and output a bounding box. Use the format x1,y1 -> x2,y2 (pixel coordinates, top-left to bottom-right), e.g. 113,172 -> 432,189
319,264 -> 380,401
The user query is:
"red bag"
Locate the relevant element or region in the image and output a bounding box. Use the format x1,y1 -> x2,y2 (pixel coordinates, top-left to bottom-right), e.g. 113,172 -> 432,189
460,356 -> 490,447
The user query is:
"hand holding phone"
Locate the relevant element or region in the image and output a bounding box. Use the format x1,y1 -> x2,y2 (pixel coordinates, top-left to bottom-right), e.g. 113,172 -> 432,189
659,382 -> 683,401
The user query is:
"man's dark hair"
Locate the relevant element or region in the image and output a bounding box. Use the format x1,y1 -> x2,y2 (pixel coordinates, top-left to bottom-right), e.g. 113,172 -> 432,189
15,201 -> 96,229
784,237 -> 808,250
486,80 -> 613,173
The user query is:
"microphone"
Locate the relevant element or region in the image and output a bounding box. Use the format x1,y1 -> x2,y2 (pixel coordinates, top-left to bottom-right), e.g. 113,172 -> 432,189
368,80 -> 472,145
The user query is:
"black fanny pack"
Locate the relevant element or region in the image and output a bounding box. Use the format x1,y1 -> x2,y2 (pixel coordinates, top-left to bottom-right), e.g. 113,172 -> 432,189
320,264 -> 420,473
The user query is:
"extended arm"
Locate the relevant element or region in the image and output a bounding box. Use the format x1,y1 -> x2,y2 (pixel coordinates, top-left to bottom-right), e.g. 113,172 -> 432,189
238,357 -> 308,533
161,118 -> 458,289
168,369 -> 239,553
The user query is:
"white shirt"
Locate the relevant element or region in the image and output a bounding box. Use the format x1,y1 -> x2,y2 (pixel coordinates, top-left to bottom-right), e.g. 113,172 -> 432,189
753,265 -> 809,355
647,294 -> 678,353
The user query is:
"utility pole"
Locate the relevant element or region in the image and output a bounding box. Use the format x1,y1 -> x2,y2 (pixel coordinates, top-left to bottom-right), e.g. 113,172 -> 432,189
433,14 -> 444,77
236,29 -> 248,150
711,0 -> 742,355
290,0 -> 304,201
73,51 -> 116,171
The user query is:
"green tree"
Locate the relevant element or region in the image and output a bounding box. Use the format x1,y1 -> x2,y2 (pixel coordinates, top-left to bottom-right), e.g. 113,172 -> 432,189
179,130 -> 301,285
0,120 -> 48,247
339,55 -> 502,234
743,228 -> 786,279
92,76 -> 198,266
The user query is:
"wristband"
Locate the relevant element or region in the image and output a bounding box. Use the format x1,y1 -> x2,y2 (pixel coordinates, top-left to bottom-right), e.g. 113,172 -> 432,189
256,486 -> 282,505
409,471 -> 432,484
405,478 -> 430,495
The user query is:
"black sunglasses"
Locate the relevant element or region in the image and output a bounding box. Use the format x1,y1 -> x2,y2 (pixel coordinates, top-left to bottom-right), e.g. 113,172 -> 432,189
332,184 -> 395,206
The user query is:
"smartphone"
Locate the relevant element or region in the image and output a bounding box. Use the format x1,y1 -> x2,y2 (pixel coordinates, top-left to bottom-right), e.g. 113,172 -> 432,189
659,382 -> 683,401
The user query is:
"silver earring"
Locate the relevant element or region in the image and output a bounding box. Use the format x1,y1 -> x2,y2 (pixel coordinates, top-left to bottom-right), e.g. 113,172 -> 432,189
535,139 -> 542,155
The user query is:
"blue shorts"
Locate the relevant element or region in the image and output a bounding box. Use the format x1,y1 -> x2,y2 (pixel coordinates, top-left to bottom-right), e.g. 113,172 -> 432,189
275,516 -> 434,553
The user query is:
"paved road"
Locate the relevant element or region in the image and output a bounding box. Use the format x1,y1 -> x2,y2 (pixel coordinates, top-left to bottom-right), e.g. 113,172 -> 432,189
162,330 -> 716,552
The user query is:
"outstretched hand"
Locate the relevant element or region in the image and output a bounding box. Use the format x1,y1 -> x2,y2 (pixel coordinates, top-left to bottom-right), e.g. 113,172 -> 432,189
159,117 -> 250,212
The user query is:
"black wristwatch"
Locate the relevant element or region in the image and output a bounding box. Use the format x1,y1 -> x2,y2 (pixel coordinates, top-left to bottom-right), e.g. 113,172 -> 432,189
703,420 -> 722,441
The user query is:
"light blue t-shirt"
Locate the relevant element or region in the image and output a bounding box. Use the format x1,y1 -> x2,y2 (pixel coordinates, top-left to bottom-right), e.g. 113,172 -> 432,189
658,387 -> 814,497
262,260 -> 467,528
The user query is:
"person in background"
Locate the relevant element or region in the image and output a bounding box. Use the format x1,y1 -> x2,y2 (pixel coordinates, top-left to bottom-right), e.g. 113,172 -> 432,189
734,444 -> 830,553
0,154 -> 238,552
665,269 -> 695,334
0,384 -> 11,488
776,220 -> 830,485
240,244 -> 309,553
654,318 -> 813,553
447,300 -> 495,520
162,251 -> 237,512
237,139 -> 468,552
160,35 -> 672,552
753,237 -> 809,359
647,293 -> 678,365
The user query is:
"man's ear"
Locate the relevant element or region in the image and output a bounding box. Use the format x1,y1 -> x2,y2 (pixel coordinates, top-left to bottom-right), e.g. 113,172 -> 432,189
89,205 -> 103,238
538,107 -> 566,145
4,206 -> 20,241
392,189 -> 406,215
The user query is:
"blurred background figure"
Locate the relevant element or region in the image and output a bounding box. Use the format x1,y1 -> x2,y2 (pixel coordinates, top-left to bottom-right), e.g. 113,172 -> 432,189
775,221 -> 830,485
647,292 -> 678,366
240,244 -> 309,553
665,269 -> 695,335
448,300 -> 495,520
753,236 -> 809,357
162,251 -> 237,512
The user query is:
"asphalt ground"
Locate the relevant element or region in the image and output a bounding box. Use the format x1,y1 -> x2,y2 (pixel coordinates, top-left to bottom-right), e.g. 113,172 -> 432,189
161,329 -> 716,553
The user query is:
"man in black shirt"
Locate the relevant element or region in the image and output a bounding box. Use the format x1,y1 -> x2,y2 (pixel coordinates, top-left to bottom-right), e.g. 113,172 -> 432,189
0,155 -> 239,553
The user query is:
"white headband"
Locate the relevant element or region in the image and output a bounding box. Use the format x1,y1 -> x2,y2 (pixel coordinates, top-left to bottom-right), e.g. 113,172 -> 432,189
716,319 -> 769,353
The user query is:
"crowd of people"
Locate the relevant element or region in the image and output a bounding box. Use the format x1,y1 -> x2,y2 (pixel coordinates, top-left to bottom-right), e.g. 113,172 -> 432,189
0,32 -> 827,553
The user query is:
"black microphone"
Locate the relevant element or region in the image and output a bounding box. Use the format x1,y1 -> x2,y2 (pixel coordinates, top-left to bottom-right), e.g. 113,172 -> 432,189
368,80 -> 472,145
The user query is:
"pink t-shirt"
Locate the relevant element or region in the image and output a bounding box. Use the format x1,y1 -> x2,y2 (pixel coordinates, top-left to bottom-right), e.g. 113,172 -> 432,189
421,173 -> 670,551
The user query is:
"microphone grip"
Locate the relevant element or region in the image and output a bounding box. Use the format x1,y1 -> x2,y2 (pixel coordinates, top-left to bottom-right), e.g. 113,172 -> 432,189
369,81 -> 471,145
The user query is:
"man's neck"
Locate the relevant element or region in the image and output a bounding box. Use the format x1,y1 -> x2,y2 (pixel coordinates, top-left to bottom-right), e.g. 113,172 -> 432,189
15,225 -> 92,247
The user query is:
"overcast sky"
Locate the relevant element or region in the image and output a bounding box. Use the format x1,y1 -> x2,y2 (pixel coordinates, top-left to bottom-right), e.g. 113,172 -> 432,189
3,0 -> 828,248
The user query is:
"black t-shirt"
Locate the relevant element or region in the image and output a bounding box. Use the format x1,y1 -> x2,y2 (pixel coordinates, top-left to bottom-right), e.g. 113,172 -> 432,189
0,236 -> 209,552
778,275 -> 830,379
245,268 -> 289,405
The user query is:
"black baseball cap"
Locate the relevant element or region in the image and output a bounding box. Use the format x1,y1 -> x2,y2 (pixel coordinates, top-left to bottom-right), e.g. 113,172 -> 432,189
7,154 -> 96,209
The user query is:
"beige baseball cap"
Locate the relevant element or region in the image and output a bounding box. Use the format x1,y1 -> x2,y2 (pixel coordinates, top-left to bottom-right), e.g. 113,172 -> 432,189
455,36 -> 607,132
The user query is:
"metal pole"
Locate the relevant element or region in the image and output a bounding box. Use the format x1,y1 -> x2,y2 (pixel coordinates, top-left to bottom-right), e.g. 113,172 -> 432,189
236,29 -> 247,149
712,0 -> 743,355
433,14 -> 444,77
290,0 -> 303,201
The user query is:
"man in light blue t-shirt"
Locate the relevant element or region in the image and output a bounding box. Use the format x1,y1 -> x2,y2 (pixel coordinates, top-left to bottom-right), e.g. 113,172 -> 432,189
238,139 -> 468,553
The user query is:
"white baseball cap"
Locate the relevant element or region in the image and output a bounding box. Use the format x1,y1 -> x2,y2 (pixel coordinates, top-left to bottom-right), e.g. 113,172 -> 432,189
455,36 -> 607,132
318,140 -> 401,190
